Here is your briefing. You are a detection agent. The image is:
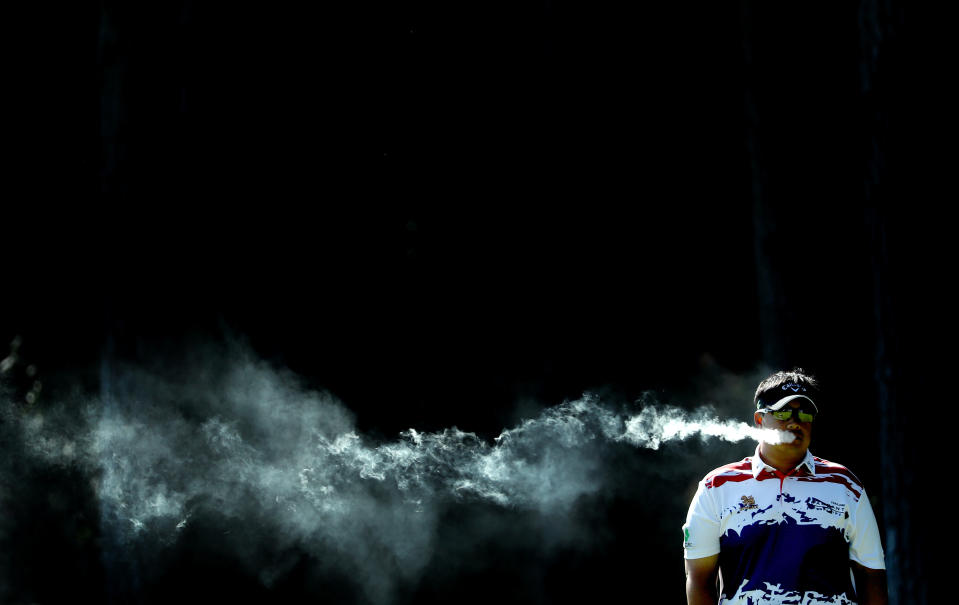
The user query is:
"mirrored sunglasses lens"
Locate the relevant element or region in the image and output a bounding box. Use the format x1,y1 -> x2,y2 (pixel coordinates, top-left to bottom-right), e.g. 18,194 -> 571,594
769,409 -> 815,422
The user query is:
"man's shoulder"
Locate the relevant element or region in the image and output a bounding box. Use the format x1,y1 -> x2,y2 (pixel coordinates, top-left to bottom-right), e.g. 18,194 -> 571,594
701,457 -> 753,490
809,455 -> 866,496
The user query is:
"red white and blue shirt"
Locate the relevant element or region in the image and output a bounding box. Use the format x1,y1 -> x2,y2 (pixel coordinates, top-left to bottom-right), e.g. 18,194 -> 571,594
683,447 -> 885,604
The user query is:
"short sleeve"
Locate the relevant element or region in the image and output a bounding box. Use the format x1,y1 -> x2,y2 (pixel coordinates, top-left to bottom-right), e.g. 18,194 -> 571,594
847,490 -> 885,569
683,479 -> 721,560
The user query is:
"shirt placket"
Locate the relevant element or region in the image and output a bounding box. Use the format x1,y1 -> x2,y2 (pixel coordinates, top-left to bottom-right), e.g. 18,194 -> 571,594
772,468 -> 798,516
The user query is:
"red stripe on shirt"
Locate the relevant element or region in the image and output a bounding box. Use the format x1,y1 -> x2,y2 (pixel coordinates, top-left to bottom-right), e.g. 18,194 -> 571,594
795,474 -> 863,500
814,459 -> 865,490
704,459 -> 752,489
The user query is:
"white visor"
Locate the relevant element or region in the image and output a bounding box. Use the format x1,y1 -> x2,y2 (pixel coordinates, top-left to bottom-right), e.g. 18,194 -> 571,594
765,394 -> 818,413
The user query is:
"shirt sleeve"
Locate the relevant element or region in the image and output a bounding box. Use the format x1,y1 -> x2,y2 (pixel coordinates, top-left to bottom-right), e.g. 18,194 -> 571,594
683,479 -> 721,560
847,490 -> 885,569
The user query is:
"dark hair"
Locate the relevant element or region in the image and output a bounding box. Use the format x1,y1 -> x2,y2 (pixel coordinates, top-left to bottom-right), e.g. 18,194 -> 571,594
753,367 -> 819,408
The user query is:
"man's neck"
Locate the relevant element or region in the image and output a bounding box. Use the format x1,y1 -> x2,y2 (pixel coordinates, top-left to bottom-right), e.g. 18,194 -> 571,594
758,443 -> 808,474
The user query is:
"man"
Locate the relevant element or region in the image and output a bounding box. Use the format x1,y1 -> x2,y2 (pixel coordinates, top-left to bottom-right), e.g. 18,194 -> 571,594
683,369 -> 888,604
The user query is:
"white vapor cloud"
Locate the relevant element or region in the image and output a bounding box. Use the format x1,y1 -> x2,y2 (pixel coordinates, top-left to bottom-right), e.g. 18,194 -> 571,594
4,343 -> 777,603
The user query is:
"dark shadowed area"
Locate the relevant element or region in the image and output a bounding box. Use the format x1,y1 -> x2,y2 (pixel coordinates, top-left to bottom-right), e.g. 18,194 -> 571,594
5,1 -> 937,604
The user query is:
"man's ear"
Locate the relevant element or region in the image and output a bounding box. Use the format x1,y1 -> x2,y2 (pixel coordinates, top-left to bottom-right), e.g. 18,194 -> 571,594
754,411 -> 765,428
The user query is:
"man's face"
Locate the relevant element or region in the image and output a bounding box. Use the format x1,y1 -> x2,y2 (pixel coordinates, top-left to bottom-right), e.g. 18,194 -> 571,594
754,400 -> 813,452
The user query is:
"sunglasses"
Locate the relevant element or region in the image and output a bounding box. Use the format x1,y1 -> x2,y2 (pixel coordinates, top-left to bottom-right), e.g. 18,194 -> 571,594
762,407 -> 816,423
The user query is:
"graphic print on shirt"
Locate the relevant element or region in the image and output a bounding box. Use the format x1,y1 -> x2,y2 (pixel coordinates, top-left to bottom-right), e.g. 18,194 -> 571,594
701,455 -> 865,605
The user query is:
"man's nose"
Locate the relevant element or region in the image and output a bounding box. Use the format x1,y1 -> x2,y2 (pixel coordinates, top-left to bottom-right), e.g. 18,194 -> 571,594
784,412 -> 806,429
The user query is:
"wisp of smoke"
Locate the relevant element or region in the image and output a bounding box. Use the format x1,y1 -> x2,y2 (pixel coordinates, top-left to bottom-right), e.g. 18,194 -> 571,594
621,403 -> 792,449
5,347 -> 789,603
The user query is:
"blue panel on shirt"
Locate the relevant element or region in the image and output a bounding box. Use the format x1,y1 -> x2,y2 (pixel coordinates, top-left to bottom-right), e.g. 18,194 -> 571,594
719,513 -> 854,601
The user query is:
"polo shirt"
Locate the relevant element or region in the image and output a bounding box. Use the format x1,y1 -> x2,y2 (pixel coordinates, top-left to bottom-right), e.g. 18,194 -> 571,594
683,446 -> 885,604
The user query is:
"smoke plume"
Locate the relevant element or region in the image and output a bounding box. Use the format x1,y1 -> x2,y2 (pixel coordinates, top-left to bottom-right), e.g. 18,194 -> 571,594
2,341 -> 783,603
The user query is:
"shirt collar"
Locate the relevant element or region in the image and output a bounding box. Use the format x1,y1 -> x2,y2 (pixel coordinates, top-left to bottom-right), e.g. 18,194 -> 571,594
750,445 -> 817,478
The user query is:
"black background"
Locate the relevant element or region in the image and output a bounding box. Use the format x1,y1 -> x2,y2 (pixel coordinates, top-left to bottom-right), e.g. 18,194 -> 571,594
5,1 -> 937,603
